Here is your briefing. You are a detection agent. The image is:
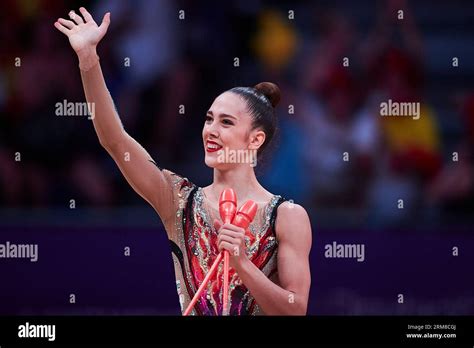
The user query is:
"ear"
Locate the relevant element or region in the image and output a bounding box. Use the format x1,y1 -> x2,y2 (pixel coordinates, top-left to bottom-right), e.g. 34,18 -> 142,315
248,129 -> 266,152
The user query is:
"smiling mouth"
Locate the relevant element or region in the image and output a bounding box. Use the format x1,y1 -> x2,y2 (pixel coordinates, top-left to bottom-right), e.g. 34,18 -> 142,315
206,141 -> 223,153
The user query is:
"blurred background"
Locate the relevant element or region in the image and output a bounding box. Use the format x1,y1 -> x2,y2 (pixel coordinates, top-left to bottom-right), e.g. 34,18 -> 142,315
0,0 -> 473,315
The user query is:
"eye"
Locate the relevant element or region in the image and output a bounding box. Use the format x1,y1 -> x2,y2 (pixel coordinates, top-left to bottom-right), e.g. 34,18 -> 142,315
222,119 -> 234,126
205,115 -> 212,122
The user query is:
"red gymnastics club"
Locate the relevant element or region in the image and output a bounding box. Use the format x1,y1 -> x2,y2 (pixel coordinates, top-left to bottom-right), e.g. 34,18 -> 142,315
183,189 -> 257,316
222,200 -> 257,314
219,189 -> 237,316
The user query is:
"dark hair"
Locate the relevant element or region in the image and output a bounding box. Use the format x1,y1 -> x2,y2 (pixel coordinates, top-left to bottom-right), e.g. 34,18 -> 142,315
228,82 -> 281,156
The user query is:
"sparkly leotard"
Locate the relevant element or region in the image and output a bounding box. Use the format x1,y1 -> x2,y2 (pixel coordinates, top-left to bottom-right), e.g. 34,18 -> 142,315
151,162 -> 286,315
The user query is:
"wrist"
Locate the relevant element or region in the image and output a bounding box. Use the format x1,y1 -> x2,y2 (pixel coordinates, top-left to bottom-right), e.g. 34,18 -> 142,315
77,47 -> 99,71
234,256 -> 252,276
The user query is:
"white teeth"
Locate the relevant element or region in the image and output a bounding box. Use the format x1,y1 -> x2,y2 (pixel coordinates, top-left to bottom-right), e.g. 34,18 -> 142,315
207,143 -> 221,149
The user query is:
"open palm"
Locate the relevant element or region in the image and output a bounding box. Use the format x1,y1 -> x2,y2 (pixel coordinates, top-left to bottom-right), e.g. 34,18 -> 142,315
54,7 -> 110,54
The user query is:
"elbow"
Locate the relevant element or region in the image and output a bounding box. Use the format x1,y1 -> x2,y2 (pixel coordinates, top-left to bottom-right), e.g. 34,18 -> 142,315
100,135 -> 125,153
286,301 -> 307,316
99,139 -> 110,150
100,140 -> 115,153
285,293 -> 308,315
294,302 -> 308,315
98,128 -> 127,152
265,298 -> 307,316
285,291 -> 308,315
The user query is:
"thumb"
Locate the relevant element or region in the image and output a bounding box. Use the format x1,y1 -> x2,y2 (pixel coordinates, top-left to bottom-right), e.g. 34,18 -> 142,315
213,219 -> 222,233
99,12 -> 111,33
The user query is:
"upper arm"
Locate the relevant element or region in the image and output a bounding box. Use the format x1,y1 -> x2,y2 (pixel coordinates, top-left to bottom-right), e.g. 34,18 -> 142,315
275,202 -> 312,313
104,132 -> 176,225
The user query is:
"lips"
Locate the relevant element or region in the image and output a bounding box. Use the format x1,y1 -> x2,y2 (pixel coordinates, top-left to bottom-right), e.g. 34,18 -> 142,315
206,140 -> 223,153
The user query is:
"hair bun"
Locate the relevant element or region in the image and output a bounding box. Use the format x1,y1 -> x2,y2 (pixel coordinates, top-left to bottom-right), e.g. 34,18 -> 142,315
254,82 -> 281,108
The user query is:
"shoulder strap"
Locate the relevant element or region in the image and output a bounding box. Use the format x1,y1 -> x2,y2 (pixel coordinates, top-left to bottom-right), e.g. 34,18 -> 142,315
270,196 -> 287,233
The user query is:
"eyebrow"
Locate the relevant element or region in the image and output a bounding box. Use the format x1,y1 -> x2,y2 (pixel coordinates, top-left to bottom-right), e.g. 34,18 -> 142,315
206,110 -> 238,120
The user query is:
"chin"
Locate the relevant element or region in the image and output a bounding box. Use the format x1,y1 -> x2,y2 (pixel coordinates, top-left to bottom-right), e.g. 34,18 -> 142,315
204,158 -> 216,168
204,154 -> 218,168
204,155 -> 232,170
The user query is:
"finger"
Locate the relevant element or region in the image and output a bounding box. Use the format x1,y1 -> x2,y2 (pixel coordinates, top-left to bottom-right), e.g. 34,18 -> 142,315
57,18 -> 75,30
218,234 -> 238,246
222,223 -> 245,233
213,219 -> 222,232
218,241 -> 235,253
219,241 -> 241,256
79,7 -> 94,23
99,12 -> 111,33
218,228 -> 243,240
54,21 -> 70,35
69,10 -> 84,25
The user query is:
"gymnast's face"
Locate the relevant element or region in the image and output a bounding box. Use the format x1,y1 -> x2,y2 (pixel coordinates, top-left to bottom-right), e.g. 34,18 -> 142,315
202,92 -> 265,169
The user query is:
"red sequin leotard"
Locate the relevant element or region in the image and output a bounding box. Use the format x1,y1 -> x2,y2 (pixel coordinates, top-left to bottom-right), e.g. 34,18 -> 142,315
151,161 -> 286,315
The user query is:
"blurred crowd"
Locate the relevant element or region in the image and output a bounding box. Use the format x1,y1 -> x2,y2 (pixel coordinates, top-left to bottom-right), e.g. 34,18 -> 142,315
0,0 -> 473,228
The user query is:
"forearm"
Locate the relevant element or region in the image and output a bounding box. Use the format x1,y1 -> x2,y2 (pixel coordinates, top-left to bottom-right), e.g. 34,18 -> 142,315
78,48 -> 126,149
235,258 -> 306,315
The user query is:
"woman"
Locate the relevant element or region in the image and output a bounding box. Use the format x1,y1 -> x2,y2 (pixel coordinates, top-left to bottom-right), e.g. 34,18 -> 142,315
54,7 -> 312,315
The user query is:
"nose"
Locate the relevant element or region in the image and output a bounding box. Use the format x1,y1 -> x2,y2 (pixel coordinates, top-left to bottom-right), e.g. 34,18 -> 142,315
204,120 -> 219,140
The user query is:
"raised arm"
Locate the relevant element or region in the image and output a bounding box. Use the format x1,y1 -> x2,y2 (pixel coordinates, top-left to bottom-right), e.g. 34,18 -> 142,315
54,8 -> 175,225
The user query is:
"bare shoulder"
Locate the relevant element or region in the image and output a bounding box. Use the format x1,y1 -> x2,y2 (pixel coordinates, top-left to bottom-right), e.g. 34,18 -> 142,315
277,201 -> 309,219
274,201 -> 312,243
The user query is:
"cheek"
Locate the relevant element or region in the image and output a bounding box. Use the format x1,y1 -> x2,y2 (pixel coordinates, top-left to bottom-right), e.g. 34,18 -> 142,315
226,126 -> 250,146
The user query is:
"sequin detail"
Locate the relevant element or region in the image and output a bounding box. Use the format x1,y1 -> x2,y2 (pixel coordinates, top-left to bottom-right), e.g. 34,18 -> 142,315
165,170 -> 285,316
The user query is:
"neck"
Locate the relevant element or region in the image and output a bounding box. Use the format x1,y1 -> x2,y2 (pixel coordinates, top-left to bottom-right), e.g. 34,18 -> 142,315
211,165 -> 260,201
